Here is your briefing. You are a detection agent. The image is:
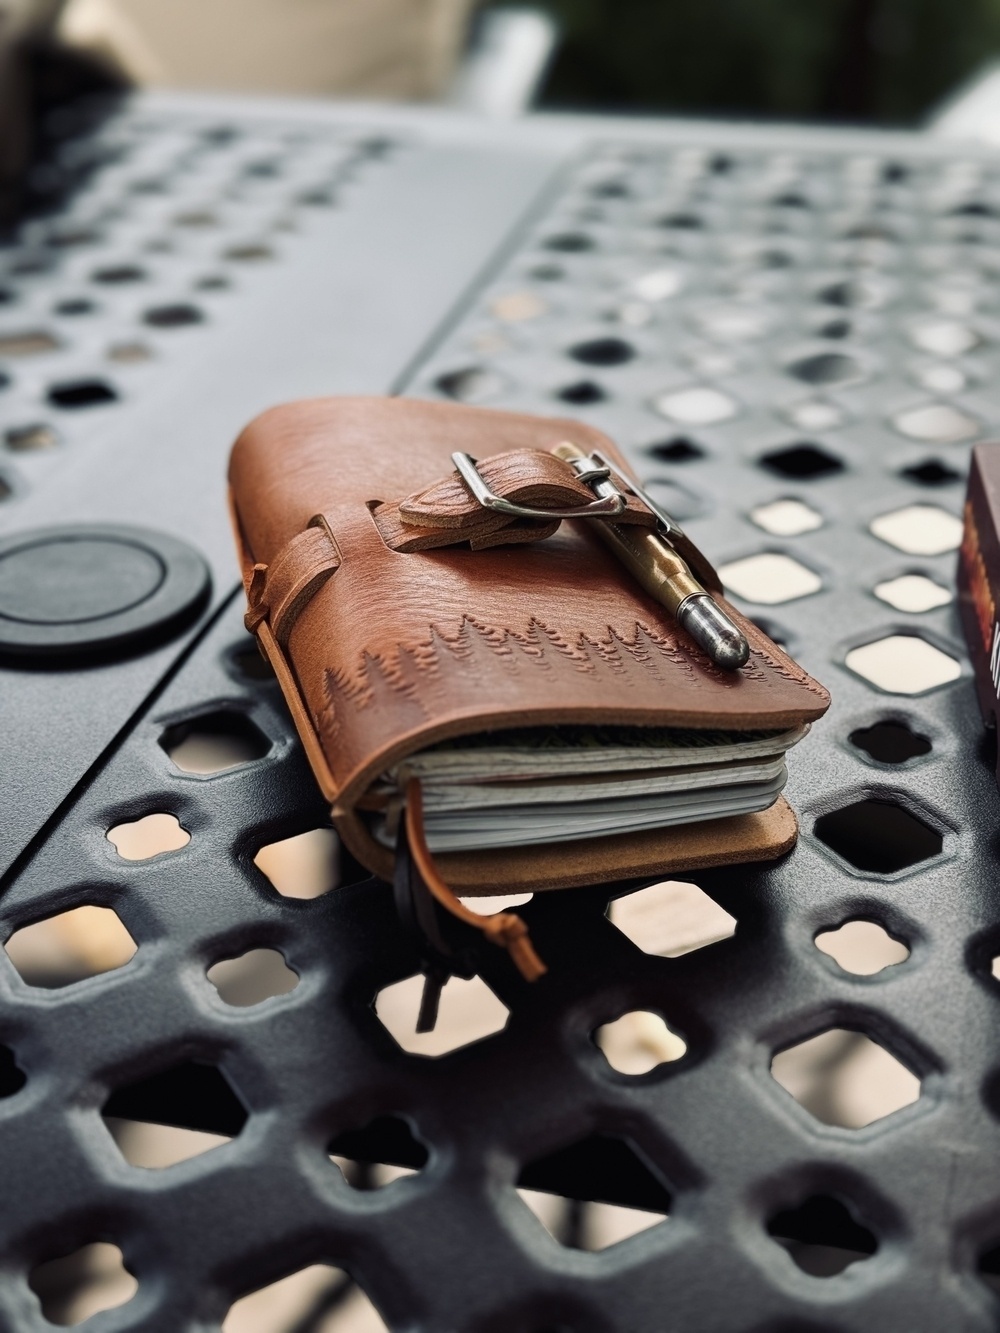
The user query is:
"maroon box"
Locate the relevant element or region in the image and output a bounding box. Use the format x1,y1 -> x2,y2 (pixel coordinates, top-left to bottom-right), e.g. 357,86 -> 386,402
959,444 -> 1000,730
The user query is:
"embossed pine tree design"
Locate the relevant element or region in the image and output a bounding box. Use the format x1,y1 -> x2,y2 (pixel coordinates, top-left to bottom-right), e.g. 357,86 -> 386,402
318,616 -> 728,763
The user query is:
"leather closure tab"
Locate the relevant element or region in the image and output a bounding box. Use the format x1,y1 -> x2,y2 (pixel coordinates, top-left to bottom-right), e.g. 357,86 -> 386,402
374,448 -> 656,553
245,516 -> 341,644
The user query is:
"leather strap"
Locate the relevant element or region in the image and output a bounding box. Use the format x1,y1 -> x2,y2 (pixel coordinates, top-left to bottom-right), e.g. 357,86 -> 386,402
372,448 -> 657,553
404,779 -> 547,983
245,515 -> 342,644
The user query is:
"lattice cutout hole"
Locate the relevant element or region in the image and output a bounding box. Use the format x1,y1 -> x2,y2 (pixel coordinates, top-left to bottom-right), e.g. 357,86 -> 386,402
543,232 -> 594,252
786,351 -> 863,386
844,635 -> 961,694
849,720 -> 931,764
815,921 -> 910,976
160,711 -> 270,774
5,906 -> 136,988
207,948 -> 298,1007
978,1243 -> 1000,1294
817,316 -> 851,340
610,880 -> 736,958
435,367 -> 505,402
869,504 -> 962,556
819,277 -> 886,310
0,329 -> 60,357
759,443 -> 844,480
596,1010 -> 687,1074
718,552 -> 822,605
569,337 -> 635,366
900,458 -> 962,487
254,828 -> 339,899
767,1195 -> 878,1277
48,379 -> 118,409
224,243 -> 275,262
687,349 -> 737,378
329,1114 -> 428,1190
103,1059 -> 247,1168
516,1134 -> 670,1251
107,341 -> 153,364
192,267 -> 232,290
143,303 -> 204,328
107,812 -> 190,860
5,423 -> 59,452
873,573 -> 952,613
814,798 -> 941,874
105,1118 -> 230,1169
375,973 -> 509,1057
647,436 -> 704,463
771,1028 -> 921,1128
909,318 -> 979,356
785,399 -> 844,432
29,1243 -> 137,1326
653,386 -> 737,424
917,363 -> 965,394
691,304 -> 765,340
659,210 -> 703,229
632,267 -> 682,301
750,498 -> 823,536
0,1043 -> 25,1097
843,220 -> 898,241
223,1264 -> 387,1333
529,262 -> 564,281
457,893 -> 533,915
92,264 -> 146,284
174,209 -> 220,227
892,404 -> 979,443
557,380 -> 606,405
490,291 -> 548,322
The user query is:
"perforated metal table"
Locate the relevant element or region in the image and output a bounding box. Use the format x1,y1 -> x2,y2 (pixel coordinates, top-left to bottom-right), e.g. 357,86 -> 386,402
1,92 -> 1000,1332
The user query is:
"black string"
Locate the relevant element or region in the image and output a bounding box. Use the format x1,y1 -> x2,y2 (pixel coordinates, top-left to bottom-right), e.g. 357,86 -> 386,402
392,819 -> 474,1033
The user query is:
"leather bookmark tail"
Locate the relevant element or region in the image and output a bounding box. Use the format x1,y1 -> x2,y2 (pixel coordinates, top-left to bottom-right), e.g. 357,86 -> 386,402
404,779 -> 547,983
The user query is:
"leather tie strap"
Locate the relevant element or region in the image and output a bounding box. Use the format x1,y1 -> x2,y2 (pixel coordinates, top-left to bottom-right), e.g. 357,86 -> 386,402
404,779 -> 547,983
372,447 -> 657,553
245,515 -> 342,644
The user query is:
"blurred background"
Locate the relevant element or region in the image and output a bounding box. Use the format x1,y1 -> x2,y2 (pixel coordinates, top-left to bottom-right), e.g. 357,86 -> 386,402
8,0 -> 1000,222
45,0 -> 1000,123
528,0 -> 1000,123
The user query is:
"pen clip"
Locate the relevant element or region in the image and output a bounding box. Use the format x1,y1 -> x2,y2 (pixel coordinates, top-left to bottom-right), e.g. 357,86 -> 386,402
588,449 -> 686,543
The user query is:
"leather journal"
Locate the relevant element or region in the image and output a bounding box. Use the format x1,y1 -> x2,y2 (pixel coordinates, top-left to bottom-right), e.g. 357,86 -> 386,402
229,394 -> 829,903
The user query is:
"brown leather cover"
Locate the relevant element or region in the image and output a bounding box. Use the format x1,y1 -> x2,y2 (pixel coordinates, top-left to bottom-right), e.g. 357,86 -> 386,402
228,396 -> 831,890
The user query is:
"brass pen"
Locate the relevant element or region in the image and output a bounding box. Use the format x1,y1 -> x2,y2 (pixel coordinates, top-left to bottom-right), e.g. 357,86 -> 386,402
551,442 -> 750,670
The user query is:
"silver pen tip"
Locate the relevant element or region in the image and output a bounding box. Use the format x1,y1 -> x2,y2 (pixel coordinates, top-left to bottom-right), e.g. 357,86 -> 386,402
677,595 -> 750,670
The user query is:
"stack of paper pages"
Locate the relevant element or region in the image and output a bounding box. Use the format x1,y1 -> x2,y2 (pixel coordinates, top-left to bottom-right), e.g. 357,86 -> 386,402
369,724 -> 809,852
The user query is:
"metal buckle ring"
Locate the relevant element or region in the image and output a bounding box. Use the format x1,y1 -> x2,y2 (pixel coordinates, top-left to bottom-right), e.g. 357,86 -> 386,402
451,450 -> 626,520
